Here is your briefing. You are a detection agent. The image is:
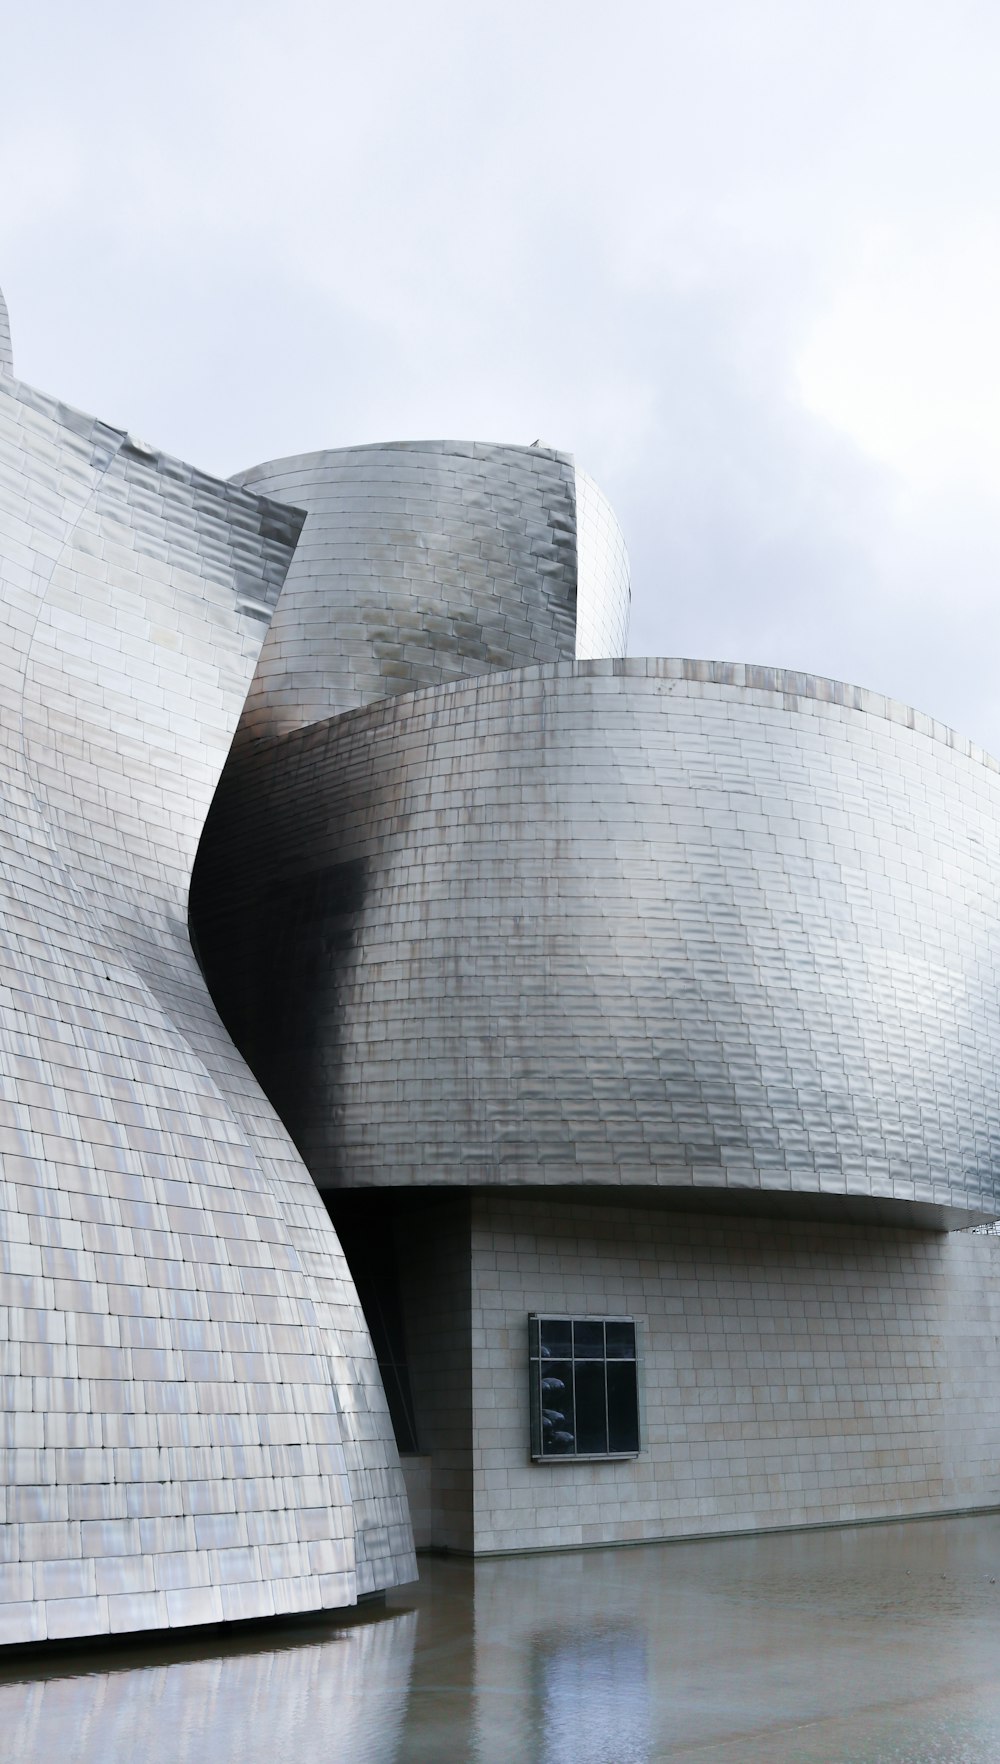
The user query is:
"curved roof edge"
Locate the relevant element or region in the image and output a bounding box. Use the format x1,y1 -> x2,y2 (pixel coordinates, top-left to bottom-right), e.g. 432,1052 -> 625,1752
603,655 -> 1000,774
231,436 -> 574,486
262,652 -> 998,779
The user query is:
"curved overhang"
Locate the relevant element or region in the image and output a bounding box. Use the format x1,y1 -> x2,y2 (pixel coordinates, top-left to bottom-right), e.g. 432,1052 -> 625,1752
192,657 -> 1000,1229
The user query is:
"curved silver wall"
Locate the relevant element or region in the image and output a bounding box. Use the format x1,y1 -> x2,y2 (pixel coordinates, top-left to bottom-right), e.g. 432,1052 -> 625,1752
9,253 -> 1000,1642
230,440 -> 583,747
0,343 -> 414,1644
193,659 -> 1000,1227
573,466 -> 630,660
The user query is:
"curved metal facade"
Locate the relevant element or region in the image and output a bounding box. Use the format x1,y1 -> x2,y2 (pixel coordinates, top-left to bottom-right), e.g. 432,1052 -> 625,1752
0,349 -> 414,1644
7,256 -> 1000,1639
573,466 -> 630,660
194,659 -> 1000,1226
230,440 -> 585,747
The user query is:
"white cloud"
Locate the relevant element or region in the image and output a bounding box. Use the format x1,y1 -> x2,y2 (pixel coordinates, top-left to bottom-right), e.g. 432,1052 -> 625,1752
797,228 -> 1000,495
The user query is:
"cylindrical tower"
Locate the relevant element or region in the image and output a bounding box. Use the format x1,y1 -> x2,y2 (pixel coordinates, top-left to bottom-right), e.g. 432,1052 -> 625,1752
229,439 -> 630,747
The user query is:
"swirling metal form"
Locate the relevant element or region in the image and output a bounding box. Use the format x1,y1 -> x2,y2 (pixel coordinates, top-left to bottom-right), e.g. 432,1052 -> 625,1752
230,440 -> 581,747
0,365 -> 414,1645
193,658 -> 1000,1228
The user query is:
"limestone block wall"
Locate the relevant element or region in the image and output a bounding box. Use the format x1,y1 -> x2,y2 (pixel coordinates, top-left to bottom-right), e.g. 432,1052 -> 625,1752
461,1195 -> 1000,1555
392,1198 -> 474,1553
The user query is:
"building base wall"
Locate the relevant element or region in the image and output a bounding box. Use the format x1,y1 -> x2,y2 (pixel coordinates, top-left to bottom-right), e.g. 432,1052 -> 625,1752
394,1198 -> 475,1553
394,1194 -> 1000,1555
398,1457 -> 434,1551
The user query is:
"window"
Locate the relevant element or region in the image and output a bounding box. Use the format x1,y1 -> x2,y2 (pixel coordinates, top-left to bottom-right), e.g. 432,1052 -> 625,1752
529,1315 -> 640,1460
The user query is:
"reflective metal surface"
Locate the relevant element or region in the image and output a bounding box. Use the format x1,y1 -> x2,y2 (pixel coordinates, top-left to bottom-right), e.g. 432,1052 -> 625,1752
0,287 -> 415,1646
6,242 -> 1000,1654
5,1513 -> 1000,1762
573,465 -> 630,660
230,440 -> 586,747
194,657 -> 1000,1222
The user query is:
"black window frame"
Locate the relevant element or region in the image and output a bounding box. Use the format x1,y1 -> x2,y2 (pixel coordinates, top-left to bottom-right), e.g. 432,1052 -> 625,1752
528,1314 -> 640,1462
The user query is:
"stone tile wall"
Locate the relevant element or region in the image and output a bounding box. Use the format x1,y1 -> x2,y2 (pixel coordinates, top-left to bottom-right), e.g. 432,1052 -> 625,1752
453,1194 -> 1000,1554
398,1455 -> 433,1551
395,1199 -> 474,1552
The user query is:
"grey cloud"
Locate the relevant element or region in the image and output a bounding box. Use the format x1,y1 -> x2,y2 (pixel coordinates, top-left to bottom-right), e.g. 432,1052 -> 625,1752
4,0 -> 1000,744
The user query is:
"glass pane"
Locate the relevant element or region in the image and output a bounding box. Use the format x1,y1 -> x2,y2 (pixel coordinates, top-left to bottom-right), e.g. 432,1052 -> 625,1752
574,1360 -> 607,1454
607,1361 -> 640,1453
573,1320 -> 605,1359
540,1319 -> 572,1359
529,1355 -> 541,1458
605,1320 -> 636,1360
540,1360 -> 575,1454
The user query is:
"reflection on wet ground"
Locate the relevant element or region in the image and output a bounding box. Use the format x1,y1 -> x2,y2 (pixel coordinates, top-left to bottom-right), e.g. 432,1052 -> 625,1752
5,1513 -> 1000,1762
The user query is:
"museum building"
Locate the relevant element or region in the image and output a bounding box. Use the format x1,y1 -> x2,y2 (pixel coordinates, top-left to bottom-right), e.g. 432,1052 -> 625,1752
2,282 -> 1000,1644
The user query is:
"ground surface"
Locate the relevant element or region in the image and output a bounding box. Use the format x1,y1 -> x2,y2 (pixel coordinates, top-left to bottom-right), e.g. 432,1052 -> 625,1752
4,1513 -> 1000,1761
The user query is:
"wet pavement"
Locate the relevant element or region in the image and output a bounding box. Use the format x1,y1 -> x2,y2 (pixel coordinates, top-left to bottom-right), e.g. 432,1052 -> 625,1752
5,1513 -> 1000,1762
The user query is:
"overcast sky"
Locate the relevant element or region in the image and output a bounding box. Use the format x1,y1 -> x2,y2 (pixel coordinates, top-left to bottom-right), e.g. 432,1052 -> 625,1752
4,2 -> 1000,748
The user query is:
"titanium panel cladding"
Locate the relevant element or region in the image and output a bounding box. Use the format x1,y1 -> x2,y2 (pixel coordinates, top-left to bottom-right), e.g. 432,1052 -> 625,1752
230,440 -> 579,744
193,659 -> 1000,1225
0,333 -> 414,1644
574,466 -> 630,659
